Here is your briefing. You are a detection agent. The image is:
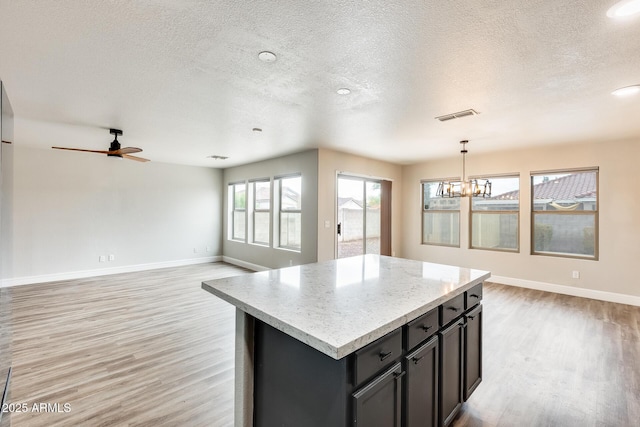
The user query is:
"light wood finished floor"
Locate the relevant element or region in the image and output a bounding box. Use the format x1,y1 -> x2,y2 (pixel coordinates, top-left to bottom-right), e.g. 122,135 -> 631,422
452,284 -> 640,427
2,265 -> 639,426
1,263 -> 249,427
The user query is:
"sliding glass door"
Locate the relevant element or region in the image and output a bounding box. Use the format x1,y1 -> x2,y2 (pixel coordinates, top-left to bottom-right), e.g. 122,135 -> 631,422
337,175 -> 390,259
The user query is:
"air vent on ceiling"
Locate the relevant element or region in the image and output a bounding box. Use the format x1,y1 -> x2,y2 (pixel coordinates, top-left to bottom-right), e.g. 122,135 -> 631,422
207,155 -> 229,160
435,109 -> 480,122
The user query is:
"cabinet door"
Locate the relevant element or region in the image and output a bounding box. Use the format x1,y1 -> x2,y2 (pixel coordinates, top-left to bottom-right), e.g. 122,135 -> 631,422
352,362 -> 403,427
464,304 -> 482,400
439,318 -> 464,427
405,336 -> 438,427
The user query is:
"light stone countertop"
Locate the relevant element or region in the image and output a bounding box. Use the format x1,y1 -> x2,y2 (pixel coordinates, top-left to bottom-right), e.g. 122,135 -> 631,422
202,255 -> 490,360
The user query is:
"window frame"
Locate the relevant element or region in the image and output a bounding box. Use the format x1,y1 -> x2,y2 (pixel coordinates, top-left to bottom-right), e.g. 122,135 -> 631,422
229,181 -> 247,242
469,173 -> 520,253
251,178 -> 271,246
421,178 -> 461,248
530,167 -> 599,260
276,174 -> 302,252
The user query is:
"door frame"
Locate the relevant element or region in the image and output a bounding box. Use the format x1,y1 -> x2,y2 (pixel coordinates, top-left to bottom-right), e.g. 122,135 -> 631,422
335,171 -> 393,259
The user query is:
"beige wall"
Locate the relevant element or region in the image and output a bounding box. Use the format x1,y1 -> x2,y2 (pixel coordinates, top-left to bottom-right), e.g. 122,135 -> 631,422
401,139 -> 640,298
317,148 -> 403,262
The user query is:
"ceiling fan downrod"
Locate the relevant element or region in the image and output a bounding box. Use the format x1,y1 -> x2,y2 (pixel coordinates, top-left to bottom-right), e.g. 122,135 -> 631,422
108,128 -> 123,157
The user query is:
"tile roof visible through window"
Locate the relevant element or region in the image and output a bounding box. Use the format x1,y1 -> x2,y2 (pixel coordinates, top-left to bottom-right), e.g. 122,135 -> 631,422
492,172 -> 596,201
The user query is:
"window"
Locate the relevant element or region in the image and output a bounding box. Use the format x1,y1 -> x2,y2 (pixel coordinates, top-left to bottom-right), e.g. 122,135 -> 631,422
252,180 -> 271,245
531,168 -> 598,259
471,175 -> 519,251
277,175 -> 302,250
422,180 -> 460,246
230,182 -> 246,241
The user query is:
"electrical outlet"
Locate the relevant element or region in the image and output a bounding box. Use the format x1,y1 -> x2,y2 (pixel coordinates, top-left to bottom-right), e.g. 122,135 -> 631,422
572,270 -> 580,279
108,254 -> 115,262
99,255 -> 106,262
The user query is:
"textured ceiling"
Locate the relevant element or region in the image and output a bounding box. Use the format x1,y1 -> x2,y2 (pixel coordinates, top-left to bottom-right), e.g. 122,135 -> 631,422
0,0 -> 639,167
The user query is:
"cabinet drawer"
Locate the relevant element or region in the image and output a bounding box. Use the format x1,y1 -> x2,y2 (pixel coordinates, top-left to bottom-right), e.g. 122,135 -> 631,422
354,328 -> 403,386
406,308 -> 439,351
440,293 -> 464,326
465,283 -> 483,309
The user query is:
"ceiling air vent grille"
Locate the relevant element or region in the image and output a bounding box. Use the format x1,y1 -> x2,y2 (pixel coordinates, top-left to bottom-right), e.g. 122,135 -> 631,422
435,109 -> 480,122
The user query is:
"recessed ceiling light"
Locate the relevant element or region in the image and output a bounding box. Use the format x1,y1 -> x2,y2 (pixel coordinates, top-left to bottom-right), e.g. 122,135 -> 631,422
336,88 -> 351,95
258,51 -> 277,62
252,127 -> 263,133
207,155 -> 229,160
611,84 -> 640,97
607,0 -> 640,18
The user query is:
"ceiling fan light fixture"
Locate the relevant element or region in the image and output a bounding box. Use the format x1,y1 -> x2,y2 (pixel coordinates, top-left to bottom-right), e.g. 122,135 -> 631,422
51,128 -> 150,162
611,84 -> 640,97
607,0 -> 640,18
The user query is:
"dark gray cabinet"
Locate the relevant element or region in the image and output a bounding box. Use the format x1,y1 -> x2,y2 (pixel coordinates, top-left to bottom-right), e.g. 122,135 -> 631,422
439,318 -> 464,427
464,304 -> 482,400
404,335 -> 439,427
252,283 -> 484,427
352,362 -> 403,427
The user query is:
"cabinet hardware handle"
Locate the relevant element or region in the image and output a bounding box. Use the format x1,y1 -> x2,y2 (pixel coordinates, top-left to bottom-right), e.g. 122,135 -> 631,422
470,294 -> 480,298
467,315 -> 475,320
379,351 -> 393,361
411,356 -> 425,365
394,371 -> 406,380
420,325 -> 432,332
447,306 -> 459,312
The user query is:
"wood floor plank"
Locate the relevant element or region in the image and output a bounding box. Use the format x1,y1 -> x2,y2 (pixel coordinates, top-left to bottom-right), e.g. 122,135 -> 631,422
2,266 -> 639,426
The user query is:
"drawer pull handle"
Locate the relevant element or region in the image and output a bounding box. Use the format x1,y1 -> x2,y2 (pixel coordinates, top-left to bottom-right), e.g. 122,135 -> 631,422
447,306 -> 459,312
420,325 -> 432,332
467,315 -> 475,320
470,294 -> 480,299
379,351 -> 393,361
394,371 -> 406,380
411,356 -> 425,365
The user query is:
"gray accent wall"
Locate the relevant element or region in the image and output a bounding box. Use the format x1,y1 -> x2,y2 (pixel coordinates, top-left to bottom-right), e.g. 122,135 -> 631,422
222,149 -> 319,269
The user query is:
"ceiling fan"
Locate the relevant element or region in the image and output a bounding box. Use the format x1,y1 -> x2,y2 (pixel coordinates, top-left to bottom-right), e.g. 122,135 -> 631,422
52,128 -> 150,162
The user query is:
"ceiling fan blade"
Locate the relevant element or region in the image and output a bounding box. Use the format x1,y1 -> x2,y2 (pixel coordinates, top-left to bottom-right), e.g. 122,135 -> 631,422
122,154 -> 150,162
110,147 -> 142,155
52,146 -> 110,154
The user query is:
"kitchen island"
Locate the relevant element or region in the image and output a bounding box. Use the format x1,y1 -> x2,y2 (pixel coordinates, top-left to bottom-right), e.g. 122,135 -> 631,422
202,255 -> 490,427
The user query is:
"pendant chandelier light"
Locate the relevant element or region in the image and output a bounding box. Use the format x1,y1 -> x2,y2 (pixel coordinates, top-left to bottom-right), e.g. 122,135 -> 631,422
436,140 -> 492,198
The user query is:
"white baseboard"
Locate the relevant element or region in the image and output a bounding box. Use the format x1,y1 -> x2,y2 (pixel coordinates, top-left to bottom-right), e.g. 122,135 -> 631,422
0,256 -> 222,288
491,275 -> 640,307
222,256 -> 269,272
